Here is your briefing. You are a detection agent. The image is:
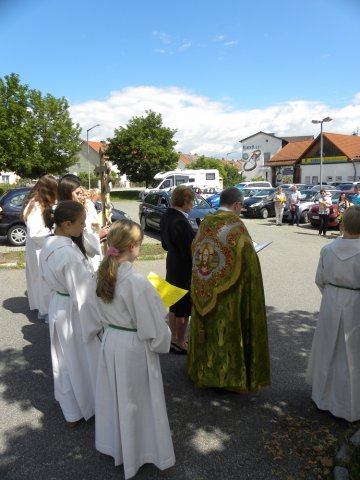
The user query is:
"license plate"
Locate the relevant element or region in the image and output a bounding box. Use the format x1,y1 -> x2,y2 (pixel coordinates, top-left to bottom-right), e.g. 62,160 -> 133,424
312,215 -> 319,219
241,209 -> 247,213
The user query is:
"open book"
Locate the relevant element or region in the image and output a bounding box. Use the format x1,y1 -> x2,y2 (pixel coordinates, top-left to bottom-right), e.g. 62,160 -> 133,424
253,240 -> 272,253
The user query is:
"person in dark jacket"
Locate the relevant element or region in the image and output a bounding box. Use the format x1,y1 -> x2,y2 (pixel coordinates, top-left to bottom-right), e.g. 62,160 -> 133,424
160,186 -> 195,354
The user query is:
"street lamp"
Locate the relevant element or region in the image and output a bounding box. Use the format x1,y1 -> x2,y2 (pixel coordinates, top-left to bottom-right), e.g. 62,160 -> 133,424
311,116 -> 333,188
86,124 -> 100,188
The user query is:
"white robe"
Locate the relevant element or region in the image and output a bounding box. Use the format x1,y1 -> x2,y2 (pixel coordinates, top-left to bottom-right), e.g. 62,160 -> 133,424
82,262 -> 175,479
24,202 -> 52,315
306,237 -> 360,422
39,236 -> 99,422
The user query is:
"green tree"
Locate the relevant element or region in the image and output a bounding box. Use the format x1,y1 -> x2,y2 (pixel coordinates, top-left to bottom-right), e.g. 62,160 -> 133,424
186,155 -> 243,187
0,73 -> 82,178
107,110 -> 179,187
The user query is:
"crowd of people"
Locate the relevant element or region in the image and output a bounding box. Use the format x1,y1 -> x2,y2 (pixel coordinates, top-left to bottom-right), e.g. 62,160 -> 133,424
19,177 -> 360,478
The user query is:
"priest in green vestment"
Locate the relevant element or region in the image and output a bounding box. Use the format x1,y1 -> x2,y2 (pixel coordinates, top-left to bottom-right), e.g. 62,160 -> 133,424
187,187 -> 271,392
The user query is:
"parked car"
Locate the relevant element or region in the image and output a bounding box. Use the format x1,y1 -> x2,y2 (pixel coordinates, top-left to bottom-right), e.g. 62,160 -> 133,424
139,190 -> 215,232
241,188 -> 277,219
0,187 -> 30,246
206,187 -> 262,209
308,191 -> 356,229
94,201 -> 130,222
278,183 -> 309,191
236,181 -> 272,189
200,186 -> 222,199
282,189 -> 320,224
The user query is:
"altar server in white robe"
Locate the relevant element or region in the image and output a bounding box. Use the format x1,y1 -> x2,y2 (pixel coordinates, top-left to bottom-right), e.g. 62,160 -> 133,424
83,219 -> 175,479
58,176 -> 101,268
22,175 -> 58,319
306,205 -> 360,422
40,200 -> 99,427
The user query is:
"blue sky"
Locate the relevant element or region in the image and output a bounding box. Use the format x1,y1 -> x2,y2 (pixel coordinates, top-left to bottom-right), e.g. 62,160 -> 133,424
1,0 -> 360,157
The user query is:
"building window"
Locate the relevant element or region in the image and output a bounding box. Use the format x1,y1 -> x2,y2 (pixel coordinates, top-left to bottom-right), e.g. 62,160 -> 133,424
1,175 -> 10,184
264,152 -> 271,162
305,176 -> 310,184
312,176 -> 318,185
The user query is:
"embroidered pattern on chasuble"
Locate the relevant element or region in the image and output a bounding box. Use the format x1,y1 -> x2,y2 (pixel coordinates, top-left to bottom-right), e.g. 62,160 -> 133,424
191,212 -> 248,317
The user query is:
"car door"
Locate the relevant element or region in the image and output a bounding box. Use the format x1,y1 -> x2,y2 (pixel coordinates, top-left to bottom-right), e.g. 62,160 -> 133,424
145,193 -> 169,230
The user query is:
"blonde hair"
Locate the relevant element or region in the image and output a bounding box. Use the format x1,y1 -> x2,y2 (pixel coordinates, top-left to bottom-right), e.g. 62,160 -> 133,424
89,188 -> 101,197
172,185 -> 195,207
96,220 -> 143,303
342,205 -> 360,235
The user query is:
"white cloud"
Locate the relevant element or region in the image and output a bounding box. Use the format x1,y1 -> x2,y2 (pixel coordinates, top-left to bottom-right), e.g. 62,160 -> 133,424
70,86 -> 360,158
179,41 -> 191,51
224,40 -> 238,46
152,30 -> 171,44
213,35 -> 224,41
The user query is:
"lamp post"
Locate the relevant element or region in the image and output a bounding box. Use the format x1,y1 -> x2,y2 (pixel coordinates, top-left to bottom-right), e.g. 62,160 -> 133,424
311,116 -> 333,188
86,124 -> 100,188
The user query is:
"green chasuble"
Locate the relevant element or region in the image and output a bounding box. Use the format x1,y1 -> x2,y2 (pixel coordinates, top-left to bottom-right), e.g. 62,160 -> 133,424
187,210 -> 271,392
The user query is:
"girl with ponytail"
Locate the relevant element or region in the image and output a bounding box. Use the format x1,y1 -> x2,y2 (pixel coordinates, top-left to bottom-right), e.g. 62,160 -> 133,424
90,219 -> 175,479
39,201 -> 99,428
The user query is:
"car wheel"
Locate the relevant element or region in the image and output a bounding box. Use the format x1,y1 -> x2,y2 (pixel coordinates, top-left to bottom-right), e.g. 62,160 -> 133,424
140,215 -> 148,231
260,208 -> 269,219
300,210 -> 309,223
7,224 -> 27,246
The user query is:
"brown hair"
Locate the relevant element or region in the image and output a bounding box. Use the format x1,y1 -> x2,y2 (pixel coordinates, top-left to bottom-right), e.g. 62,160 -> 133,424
21,175 -> 58,220
96,220 -> 143,303
57,175 -> 81,201
342,205 -> 360,235
43,200 -> 87,257
171,185 -> 195,208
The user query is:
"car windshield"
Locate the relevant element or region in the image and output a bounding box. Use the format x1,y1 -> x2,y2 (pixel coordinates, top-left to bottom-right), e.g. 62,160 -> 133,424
252,189 -> 275,198
299,190 -> 318,201
193,195 -> 211,209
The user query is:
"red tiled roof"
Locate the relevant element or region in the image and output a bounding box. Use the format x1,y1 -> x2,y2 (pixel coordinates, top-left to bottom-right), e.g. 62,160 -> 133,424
265,140 -> 313,166
179,153 -> 199,165
323,133 -> 360,160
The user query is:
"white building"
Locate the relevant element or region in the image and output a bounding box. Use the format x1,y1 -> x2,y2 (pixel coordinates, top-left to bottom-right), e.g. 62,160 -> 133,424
239,132 -> 313,181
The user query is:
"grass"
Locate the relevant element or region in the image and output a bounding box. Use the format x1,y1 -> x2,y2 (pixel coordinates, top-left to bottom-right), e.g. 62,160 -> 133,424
0,243 -> 165,269
110,190 -> 141,201
0,251 -> 26,269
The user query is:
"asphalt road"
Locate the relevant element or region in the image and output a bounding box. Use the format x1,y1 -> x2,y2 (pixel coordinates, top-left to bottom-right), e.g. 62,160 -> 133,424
0,205 -> 354,479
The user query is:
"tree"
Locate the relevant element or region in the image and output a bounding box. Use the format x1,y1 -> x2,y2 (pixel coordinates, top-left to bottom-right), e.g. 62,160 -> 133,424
107,110 -> 179,187
0,73 -> 82,178
186,155 -> 243,188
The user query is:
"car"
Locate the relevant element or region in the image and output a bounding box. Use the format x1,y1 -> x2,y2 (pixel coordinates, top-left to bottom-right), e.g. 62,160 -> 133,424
206,187 -> 266,209
241,188 -> 277,219
236,181 -> 273,189
278,183 -> 309,191
0,187 -> 30,246
200,186 -> 222,199
282,189 -> 321,224
308,191 -> 356,229
94,201 -> 130,222
138,190 -> 215,232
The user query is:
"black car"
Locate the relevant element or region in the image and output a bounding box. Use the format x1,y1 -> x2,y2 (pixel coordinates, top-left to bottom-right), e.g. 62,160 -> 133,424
139,190 -> 215,232
94,201 -> 130,222
241,188 -> 276,219
0,187 -> 30,246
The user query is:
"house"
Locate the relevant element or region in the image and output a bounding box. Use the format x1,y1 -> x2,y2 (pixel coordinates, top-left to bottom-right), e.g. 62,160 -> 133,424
266,132 -> 360,185
68,140 -> 129,187
239,131 -> 313,181
0,171 -> 20,185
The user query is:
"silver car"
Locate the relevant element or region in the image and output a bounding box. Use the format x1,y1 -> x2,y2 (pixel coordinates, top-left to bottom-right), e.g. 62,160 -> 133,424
282,189 -> 321,224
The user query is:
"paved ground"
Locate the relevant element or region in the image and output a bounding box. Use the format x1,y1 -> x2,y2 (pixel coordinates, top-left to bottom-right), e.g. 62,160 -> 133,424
0,205 -> 358,479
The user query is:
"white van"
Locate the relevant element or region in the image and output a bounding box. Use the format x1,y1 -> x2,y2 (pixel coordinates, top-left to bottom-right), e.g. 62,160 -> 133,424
140,169 -> 221,200
236,181 -> 272,189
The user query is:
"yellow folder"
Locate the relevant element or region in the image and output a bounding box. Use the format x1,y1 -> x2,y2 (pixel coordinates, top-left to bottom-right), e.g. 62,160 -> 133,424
147,272 -> 188,308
